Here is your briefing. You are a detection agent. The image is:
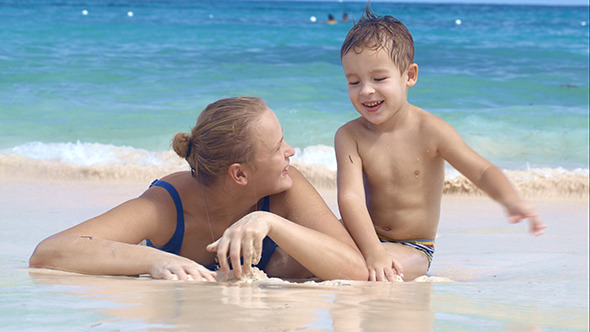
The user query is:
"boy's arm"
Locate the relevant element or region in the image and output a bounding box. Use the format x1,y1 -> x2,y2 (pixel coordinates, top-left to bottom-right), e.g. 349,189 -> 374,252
335,127 -> 404,281
434,117 -> 546,235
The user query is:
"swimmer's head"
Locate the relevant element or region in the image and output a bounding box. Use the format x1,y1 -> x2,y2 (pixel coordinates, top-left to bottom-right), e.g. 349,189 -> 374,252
173,97 -> 267,186
340,4 -> 414,74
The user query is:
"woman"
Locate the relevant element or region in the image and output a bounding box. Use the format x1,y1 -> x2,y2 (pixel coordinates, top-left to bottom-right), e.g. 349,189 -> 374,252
29,97 -> 368,281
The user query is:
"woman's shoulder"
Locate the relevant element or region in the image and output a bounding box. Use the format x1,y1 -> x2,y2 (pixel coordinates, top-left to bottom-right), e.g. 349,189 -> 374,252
140,171 -> 193,209
158,171 -> 193,185
283,165 -> 308,189
268,166 -> 326,214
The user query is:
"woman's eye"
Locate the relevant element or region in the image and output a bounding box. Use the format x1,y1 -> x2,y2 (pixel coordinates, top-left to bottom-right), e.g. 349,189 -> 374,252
348,81 -> 359,86
375,77 -> 387,82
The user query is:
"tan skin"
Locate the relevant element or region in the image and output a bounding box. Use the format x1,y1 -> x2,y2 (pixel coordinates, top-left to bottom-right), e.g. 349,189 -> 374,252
30,108 -> 368,282
336,48 -> 547,282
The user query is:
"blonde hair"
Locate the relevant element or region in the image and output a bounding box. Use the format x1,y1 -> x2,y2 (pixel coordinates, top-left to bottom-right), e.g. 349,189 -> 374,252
172,96 -> 267,186
340,5 -> 414,74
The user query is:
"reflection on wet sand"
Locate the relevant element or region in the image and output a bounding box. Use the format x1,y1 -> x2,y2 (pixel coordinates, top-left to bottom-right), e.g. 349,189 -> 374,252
28,269 -> 435,330
18,188 -> 589,331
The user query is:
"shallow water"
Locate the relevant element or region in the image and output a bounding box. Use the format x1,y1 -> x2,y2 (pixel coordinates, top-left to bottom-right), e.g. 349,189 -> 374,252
3,263 -> 586,331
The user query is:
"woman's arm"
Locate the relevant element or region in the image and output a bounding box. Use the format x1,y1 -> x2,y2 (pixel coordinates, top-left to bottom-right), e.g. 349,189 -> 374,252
271,167 -> 369,280
29,192 -> 216,281
208,167 -> 369,281
29,233 -> 214,280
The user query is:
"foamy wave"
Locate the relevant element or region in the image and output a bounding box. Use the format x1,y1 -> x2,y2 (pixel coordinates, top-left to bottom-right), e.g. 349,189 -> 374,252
0,142 -> 187,183
292,145 -> 337,171
443,170 -> 589,199
6,141 -> 184,167
2,142 -> 338,170
1,142 -> 587,198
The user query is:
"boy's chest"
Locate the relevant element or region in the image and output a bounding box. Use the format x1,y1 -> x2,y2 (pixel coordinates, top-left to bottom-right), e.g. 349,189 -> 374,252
357,135 -> 440,185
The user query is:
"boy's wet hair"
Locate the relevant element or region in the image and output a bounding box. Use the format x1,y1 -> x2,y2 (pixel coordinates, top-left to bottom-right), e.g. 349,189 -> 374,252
340,4 -> 414,74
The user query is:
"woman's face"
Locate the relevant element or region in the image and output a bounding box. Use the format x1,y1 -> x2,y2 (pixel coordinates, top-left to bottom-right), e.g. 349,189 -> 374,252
248,108 -> 295,195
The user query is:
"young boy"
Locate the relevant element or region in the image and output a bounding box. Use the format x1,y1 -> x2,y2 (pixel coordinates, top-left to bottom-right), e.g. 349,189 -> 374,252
335,8 -> 547,282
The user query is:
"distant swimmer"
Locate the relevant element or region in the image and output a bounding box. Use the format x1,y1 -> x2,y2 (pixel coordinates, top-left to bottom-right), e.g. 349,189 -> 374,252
342,13 -> 349,22
327,14 -> 337,25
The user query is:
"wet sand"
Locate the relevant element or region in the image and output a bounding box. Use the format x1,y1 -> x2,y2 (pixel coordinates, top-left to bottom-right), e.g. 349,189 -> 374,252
1,175 -> 588,331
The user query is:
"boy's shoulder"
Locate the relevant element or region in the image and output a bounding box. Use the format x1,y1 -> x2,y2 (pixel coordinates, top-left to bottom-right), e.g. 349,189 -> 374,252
335,117 -> 366,137
408,106 -> 465,147
410,106 -> 452,129
336,116 -> 363,129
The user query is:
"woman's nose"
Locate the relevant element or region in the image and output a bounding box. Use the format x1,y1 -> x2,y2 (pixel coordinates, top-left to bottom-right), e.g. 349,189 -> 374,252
284,142 -> 295,158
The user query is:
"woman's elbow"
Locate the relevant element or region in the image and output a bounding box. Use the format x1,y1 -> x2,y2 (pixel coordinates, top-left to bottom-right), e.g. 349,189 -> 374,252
29,237 -> 63,269
29,252 -> 46,268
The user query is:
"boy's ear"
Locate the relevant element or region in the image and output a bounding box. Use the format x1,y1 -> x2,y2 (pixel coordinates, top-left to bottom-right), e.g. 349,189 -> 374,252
228,163 -> 249,186
406,63 -> 418,87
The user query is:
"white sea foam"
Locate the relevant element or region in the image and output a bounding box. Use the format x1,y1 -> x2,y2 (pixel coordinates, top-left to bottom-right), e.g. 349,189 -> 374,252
3,142 -> 588,175
5,141 -> 183,167
1,142 -> 587,198
292,145 -> 337,171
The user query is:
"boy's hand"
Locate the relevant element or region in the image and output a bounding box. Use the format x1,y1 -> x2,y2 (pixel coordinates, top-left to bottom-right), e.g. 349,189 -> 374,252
366,250 -> 404,282
505,200 -> 547,236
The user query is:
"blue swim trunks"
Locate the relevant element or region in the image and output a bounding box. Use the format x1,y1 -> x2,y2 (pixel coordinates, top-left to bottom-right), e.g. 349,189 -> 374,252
378,235 -> 435,267
145,179 -> 277,271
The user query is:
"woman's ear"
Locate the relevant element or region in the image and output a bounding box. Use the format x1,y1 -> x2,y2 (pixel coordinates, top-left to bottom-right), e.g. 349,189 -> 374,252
406,63 -> 418,87
228,163 -> 248,186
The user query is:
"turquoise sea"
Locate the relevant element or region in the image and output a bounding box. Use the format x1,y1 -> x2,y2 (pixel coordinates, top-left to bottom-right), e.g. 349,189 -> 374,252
1,0 -> 588,173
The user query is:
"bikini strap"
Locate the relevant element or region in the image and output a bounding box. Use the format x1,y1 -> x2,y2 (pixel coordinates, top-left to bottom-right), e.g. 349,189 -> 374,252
261,196 -> 270,212
146,180 -> 185,255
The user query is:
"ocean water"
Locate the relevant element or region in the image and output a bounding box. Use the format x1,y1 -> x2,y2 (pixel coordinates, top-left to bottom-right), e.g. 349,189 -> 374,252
1,0 -> 588,179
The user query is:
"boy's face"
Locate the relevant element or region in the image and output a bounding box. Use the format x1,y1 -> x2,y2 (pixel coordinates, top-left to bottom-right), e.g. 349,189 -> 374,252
342,48 -> 416,126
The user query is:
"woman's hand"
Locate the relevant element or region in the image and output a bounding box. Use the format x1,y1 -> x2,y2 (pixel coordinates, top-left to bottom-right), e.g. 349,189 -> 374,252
206,211 -> 273,278
148,253 -> 217,281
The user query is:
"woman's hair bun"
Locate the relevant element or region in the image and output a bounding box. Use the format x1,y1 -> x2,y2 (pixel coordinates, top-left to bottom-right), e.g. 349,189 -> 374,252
172,132 -> 191,159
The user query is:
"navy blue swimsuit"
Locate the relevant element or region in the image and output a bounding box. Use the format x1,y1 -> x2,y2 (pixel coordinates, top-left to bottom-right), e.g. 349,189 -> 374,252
145,180 -> 278,271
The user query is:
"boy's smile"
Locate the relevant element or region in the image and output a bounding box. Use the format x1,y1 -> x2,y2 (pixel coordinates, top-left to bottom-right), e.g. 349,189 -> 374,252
342,48 -> 417,127
363,100 -> 384,112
